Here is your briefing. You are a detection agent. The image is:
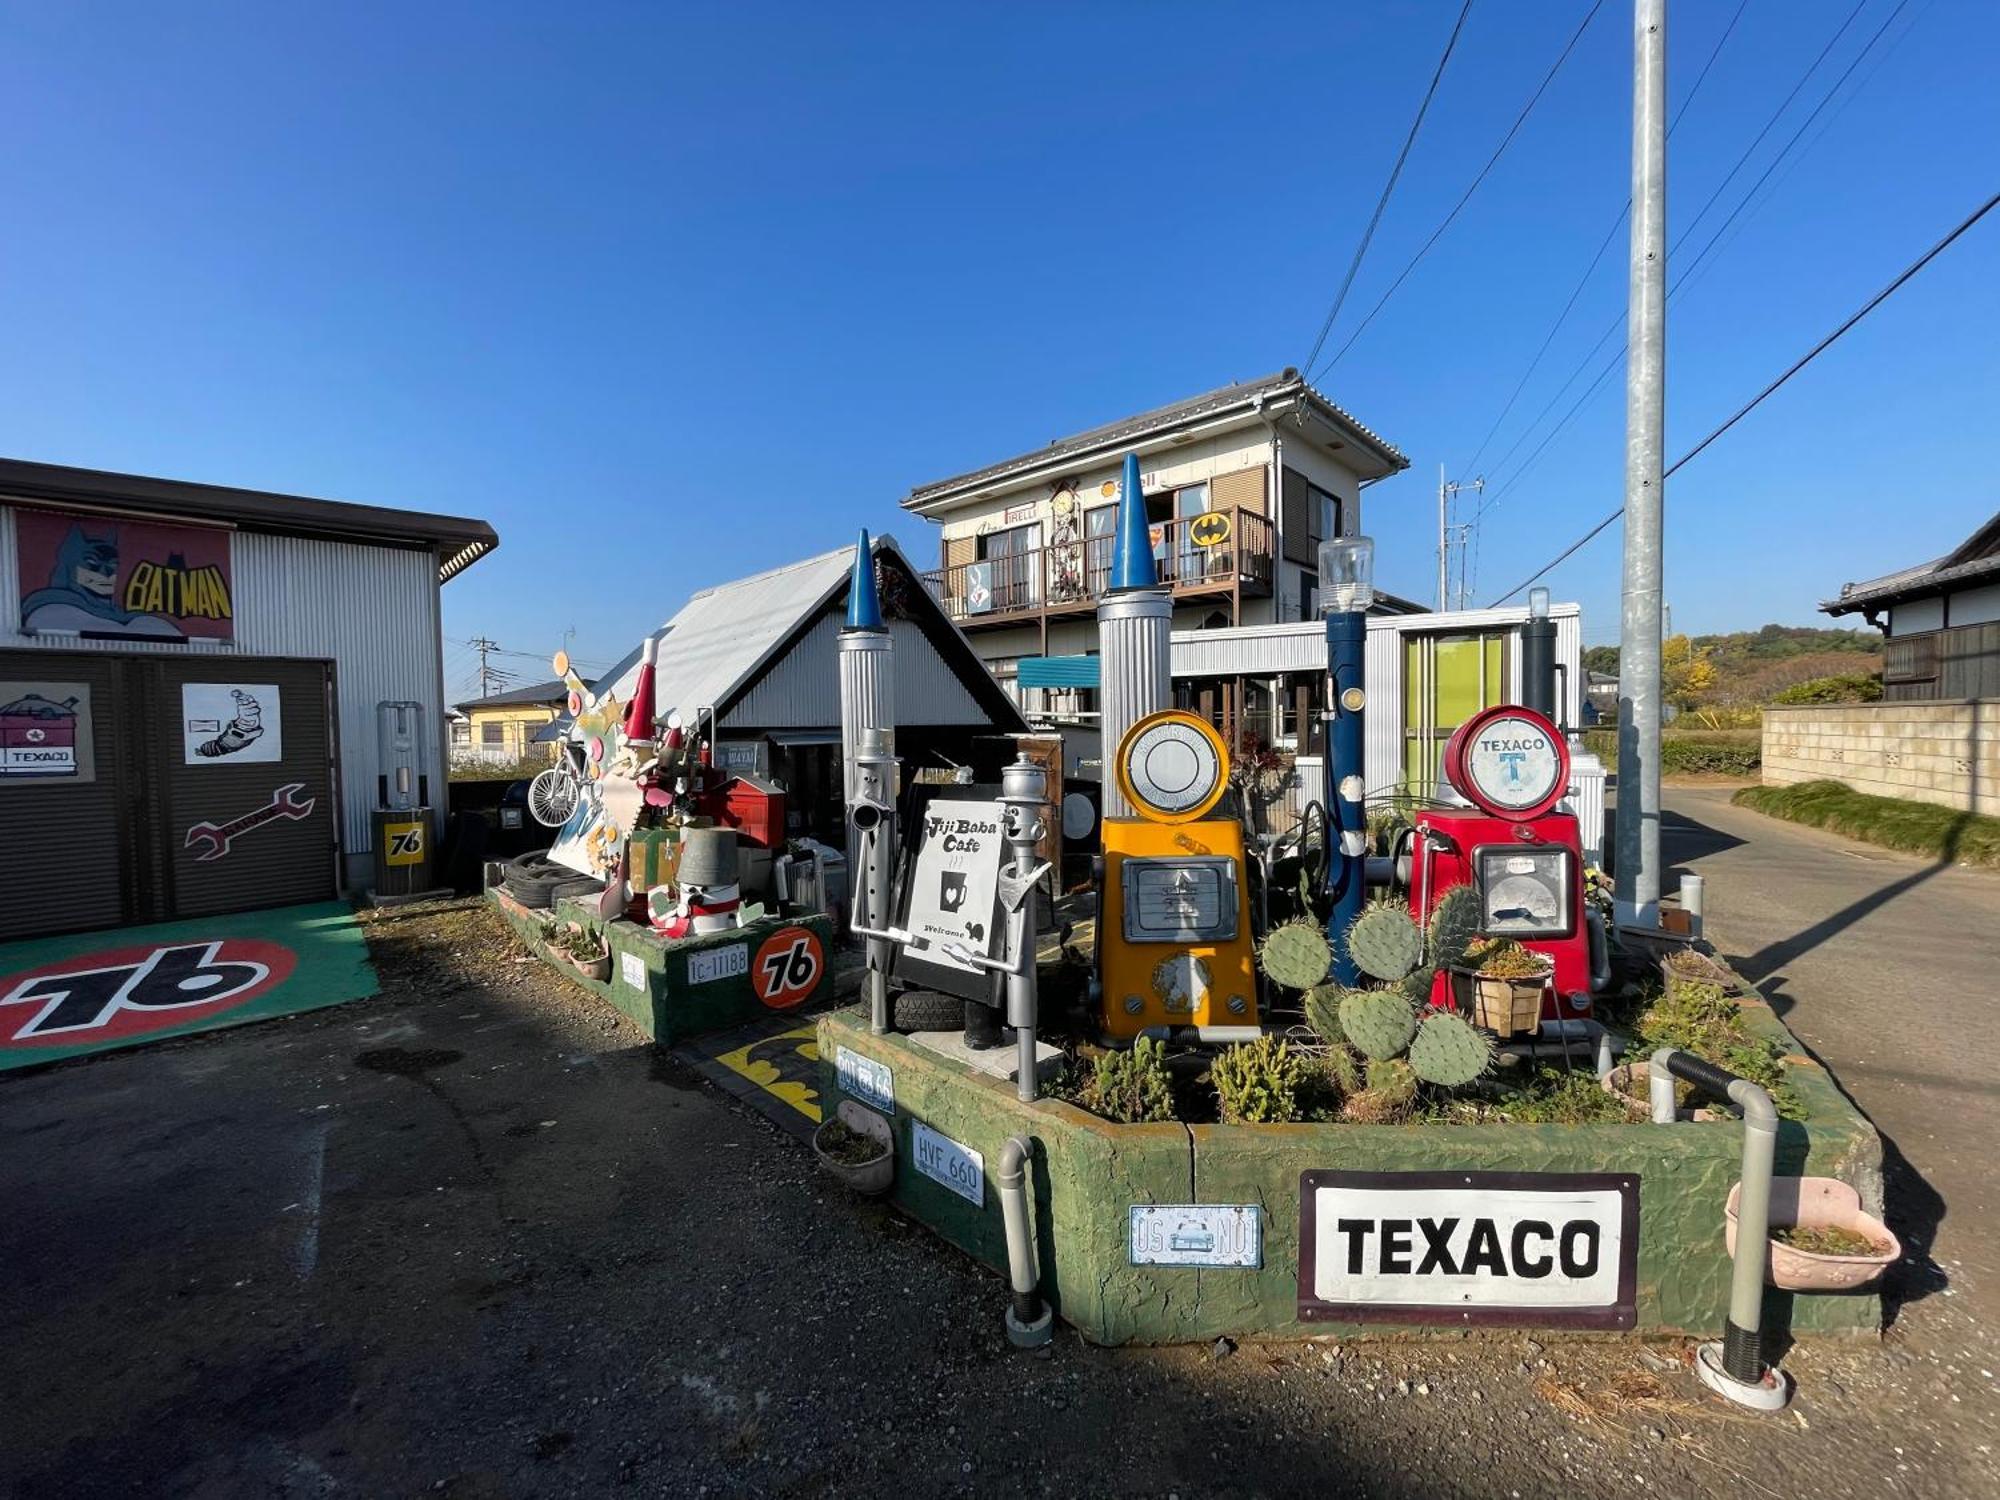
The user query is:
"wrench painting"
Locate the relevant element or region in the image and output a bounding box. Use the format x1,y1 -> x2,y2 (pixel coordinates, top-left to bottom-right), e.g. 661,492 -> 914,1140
184,783 -> 316,862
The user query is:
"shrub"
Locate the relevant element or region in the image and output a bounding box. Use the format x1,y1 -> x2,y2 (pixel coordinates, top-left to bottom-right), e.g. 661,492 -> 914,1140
1733,780 -> 2000,868
1636,979 -> 1803,1120
1498,1067 -> 1635,1124
1211,1036 -> 1308,1124
1075,1037 -> 1177,1124
1770,673 -> 1882,705
1581,728 -> 1761,775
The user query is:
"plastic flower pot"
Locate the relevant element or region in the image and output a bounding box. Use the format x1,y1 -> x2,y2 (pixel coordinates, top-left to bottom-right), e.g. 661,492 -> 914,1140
560,923 -> 612,983
1725,1177 -> 1900,1292
813,1100 -> 894,1196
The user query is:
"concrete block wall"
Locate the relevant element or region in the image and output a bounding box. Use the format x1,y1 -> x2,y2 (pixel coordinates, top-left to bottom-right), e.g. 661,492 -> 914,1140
1762,700 -> 2000,814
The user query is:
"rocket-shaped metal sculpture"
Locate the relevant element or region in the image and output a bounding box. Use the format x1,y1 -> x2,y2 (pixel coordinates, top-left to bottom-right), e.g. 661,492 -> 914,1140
1095,453 -> 1172,822
838,530 -> 899,1033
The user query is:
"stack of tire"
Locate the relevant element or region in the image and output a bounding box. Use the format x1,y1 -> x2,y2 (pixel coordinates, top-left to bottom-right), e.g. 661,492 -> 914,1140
499,852 -> 604,909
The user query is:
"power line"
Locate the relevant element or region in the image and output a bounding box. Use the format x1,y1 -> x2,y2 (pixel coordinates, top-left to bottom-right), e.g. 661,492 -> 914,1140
1486,189 -> 2000,606
1309,0 -> 1606,383
1471,0 -> 1902,518
1300,0 -> 1476,377
1458,0 -> 1750,477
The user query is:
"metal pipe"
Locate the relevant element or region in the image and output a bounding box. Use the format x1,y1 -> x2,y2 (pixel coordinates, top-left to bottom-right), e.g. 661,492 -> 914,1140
1586,906 -> 1614,995
1650,1046 -> 1791,1410
997,1135 -> 1053,1348
1323,608 -> 1367,983
1616,0 -> 1668,926
1000,755 -> 1050,1103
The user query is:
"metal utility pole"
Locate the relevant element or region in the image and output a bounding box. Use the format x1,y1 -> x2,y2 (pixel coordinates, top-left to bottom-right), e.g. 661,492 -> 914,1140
1616,0 -> 1667,926
1436,468 -> 1484,612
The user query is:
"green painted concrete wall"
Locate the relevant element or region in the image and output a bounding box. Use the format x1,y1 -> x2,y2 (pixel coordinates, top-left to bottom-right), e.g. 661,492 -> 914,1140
817,1006 -> 1884,1346
488,891 -> 831,1045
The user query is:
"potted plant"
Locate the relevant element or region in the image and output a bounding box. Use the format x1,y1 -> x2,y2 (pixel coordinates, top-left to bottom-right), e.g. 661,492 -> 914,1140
1659,944 -> 1736,996
812,1101 -> 895,1195
1598,1058 -> 1727,1122
1452,938 -> 1552,1039
1725,1178 -> 1900,1292
556,921 -> 613,983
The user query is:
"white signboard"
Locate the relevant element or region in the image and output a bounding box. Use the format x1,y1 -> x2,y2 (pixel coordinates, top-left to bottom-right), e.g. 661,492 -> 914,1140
903,799 -> 1006,975
912,1120 -> 984,1206
1130,1204 -> 1262,1268
688,943 -> 749,985
620,951 -> 647,991
182,683 -> 282,764
835,1045 -> 895,1113
1462,712 -> 1561,812
1300,1172 -> 1637,1328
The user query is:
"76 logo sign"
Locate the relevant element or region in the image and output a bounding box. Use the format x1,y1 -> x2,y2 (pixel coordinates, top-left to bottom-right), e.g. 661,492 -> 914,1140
752,927 -> 824,1010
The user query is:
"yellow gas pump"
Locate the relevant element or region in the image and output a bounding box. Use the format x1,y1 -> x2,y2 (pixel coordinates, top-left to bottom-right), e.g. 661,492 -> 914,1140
1098,710 -> 1260,1042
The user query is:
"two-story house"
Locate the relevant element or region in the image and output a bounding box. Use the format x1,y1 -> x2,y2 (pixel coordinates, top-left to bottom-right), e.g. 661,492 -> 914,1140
904,368 -> 1409,706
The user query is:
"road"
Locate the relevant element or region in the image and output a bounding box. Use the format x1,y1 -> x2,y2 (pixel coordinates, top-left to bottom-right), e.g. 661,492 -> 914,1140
1662,784 -> 2000,1335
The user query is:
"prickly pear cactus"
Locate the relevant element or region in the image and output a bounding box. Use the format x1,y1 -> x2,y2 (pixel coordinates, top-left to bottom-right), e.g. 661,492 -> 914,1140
1399,965 -> 1439,1007
1302,983 -> 1345,1046
1346,899 -> 1423,982
1337,989 -> 1419,1061
1259,919 -> 1333,991
1408,1011 -> 1496,1087
1427,884 -> 1485,971
1343,1057 -> 1418,1123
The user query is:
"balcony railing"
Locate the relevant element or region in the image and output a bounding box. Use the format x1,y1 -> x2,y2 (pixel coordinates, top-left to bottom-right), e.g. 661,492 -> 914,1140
922,506 -> 1275,625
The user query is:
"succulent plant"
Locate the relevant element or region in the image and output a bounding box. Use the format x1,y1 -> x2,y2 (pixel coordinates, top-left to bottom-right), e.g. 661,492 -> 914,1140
1346,898 -> 1423,982
1337,989 -> 1419,1061
1399,965 -> 1439,1007
1427,884 -> 1485,970
1302,983 -> 1346,1046
1466,938 -> 1553,980
1211,1036 -> 1307,1124
1316,1043 -> 1362,1097
1408,1011 -> 1496,1087
1343,1057 -> 1418,1123
1259,918 -> 1334,991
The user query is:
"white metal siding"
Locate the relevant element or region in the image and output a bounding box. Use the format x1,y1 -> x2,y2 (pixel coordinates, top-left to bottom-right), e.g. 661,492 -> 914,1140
2,503 -> 445,873
729,610 -> 992,728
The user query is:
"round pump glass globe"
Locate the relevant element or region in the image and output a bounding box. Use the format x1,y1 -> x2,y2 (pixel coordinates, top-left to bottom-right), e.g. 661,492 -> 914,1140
1318,534 -> 1375,614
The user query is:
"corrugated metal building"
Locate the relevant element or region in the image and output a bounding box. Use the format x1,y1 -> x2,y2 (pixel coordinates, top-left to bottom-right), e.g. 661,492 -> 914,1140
573,535 -> 1025,848
0,457 -> 495,937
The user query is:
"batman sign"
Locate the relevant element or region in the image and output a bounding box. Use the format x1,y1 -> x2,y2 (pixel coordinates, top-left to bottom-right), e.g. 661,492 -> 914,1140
1188,511 -> 1232,548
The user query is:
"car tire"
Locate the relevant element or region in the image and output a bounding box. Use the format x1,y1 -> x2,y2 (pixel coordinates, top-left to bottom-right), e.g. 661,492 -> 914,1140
502,852 -> 601,909
893,987 -> 971,1034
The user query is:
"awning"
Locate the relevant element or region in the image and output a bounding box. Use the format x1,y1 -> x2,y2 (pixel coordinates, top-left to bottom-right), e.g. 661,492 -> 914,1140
1017,654 -> 1100,689
768,730 -> 840,746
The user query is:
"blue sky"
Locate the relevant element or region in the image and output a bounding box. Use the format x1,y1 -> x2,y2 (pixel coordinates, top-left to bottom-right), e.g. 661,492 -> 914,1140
2,1 -> 1992,695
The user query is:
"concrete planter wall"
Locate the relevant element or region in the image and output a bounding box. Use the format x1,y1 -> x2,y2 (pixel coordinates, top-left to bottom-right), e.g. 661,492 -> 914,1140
817,995 -> 1884,1346
488,889 -> 833,1045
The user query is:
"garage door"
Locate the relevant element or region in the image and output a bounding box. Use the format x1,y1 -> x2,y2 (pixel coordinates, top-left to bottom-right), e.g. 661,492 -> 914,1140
0,651 -> 339,939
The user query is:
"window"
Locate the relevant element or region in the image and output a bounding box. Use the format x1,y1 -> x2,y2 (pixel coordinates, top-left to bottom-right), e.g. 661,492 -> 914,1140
450,721 -> 471,745
1311,485 -> 1340,544
977,524 -> 1041,612
481,721 -> 506,747
1297,565 -> 1320,622
987,657 -> 1020,704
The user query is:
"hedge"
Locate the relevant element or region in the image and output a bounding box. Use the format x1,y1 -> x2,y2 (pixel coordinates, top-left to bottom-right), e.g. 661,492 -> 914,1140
1733,780 -> 2000,868
1581,728 -> 1760,776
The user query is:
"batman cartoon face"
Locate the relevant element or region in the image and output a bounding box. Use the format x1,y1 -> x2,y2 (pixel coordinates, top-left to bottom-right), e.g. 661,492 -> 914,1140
71,535 -> 120,599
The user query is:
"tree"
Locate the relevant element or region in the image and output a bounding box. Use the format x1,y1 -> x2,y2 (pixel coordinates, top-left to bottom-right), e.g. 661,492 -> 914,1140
1582,645 -> 1620,675
1662,634 -> 1718,711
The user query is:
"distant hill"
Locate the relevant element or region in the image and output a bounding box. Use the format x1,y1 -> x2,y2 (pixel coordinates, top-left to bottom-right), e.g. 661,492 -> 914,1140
1583,624 -> 1883,715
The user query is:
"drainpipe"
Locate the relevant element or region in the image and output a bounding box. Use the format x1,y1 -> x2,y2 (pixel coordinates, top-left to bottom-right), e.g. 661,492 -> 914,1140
1648,1047 -> 1792,1411
997,1136 -> 1053,1348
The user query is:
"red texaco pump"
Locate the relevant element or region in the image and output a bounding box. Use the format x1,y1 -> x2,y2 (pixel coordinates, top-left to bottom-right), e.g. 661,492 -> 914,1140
1410,704 -> 1601,1024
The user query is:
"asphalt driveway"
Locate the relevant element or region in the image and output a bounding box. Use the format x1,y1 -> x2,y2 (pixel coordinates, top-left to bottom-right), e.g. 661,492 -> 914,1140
1662,785 -> 2000,1335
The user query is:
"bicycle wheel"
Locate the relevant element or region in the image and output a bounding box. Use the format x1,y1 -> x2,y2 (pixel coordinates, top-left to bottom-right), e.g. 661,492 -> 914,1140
527,768 -> 578,827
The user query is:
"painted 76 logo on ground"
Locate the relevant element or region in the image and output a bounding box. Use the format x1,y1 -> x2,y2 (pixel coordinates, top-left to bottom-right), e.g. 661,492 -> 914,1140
1,939 -> 297,1046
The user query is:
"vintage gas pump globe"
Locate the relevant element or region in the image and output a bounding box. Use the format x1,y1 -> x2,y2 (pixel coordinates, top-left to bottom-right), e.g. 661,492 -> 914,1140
1414,704 -> 1594,1018
1097,709 -> 1260,1042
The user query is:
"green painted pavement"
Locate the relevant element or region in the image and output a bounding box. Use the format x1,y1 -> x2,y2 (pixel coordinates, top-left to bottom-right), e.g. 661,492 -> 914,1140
0,901 -> 376,1072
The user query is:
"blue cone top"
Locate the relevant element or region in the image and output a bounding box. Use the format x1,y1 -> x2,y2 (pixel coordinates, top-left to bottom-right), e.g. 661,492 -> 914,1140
1108,452 -> 1158,591
845,528 -> 885,630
